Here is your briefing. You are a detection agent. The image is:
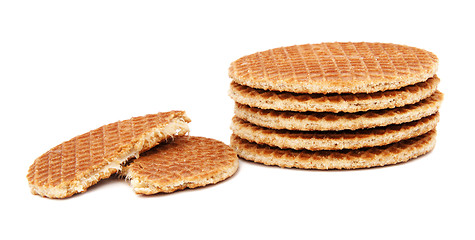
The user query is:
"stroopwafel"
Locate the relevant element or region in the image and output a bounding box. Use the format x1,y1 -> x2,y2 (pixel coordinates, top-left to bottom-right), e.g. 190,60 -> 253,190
123,136 -> 239,195
229,75 -> 439,113
229,42 -> 438,94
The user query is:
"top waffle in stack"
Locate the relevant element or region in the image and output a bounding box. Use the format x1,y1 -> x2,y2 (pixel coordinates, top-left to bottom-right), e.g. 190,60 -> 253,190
228,42 -> 443,169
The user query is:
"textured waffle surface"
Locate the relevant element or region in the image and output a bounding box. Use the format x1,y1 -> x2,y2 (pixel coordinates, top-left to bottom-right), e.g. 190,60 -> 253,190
27,111 -> 191,198
234,91 -> 443,131
231,113 -> 439,150
230,130 -> 436,169
229,75 -> 439,113
124,136 -> 238,194
229,42 -> 438,94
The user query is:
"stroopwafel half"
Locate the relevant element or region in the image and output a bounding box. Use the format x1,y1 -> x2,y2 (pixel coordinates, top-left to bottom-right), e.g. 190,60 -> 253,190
123,136 -> 239,195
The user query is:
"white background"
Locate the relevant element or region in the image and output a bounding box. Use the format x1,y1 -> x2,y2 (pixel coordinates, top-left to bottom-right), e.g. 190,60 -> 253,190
1,1 -> 473,239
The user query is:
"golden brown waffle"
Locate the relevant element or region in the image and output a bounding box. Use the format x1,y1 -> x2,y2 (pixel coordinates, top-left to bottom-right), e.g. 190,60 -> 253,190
229,75 -> 439,113
230,130 -> 436,169
229,42 -> 438,94
122,136 -> 238,195
234,91 -> 443,131
27,111 -> 191,199
231,113 -> 439,150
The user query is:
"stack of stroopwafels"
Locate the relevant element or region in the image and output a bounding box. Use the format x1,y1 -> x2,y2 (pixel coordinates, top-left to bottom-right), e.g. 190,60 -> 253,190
228,42 -> 443,169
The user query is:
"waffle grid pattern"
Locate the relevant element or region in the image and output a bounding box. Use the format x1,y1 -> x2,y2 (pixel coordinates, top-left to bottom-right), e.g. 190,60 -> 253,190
229,42 -> 438,93
124,136 -> 238,194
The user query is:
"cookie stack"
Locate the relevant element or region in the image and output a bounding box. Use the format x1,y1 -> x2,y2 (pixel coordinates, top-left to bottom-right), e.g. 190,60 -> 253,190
228,42 -> 443,169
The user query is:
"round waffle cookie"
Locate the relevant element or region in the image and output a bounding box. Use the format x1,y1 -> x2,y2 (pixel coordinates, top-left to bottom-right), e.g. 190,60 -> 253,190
122,136 -> 239,195
229,75 -> 439,113
230,130 -> 437,170
231,113 -> 439,151
229,42 -> 438,94
234,91 -> 443,131
27,111 -> 191,199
